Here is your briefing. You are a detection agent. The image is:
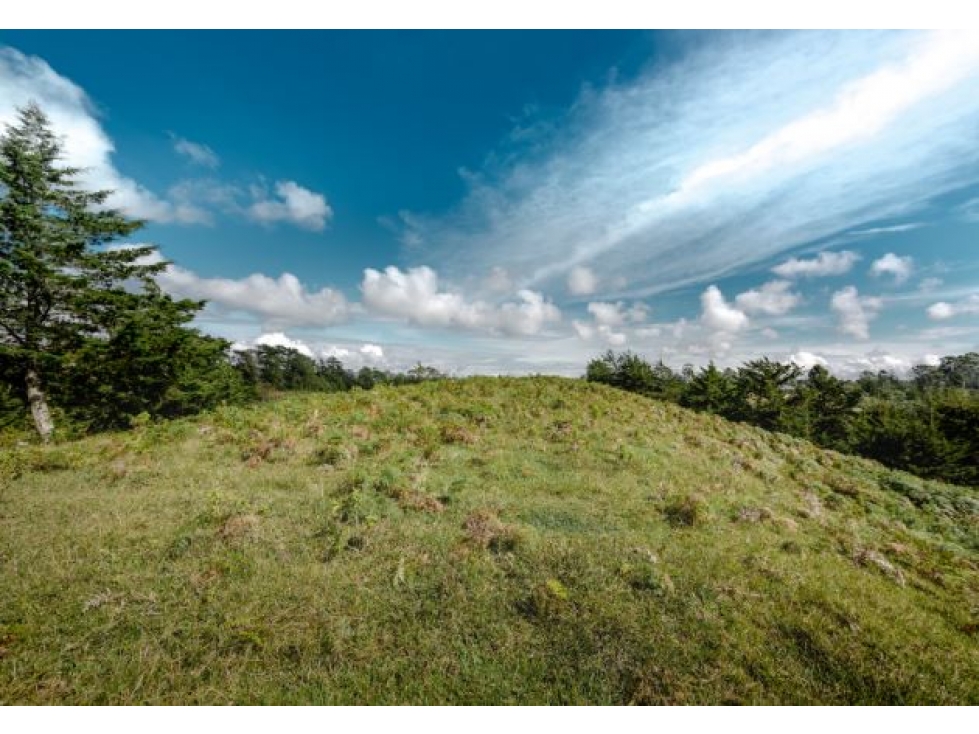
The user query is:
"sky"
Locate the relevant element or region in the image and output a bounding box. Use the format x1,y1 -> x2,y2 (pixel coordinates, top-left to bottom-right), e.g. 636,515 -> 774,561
1,30 -> 978,377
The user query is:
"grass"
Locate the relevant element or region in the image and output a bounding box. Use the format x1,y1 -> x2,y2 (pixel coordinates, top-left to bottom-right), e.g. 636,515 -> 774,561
1,376 -> 977,704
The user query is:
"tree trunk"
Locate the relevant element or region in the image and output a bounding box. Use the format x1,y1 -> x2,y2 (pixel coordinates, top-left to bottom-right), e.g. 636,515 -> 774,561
25,366 -> 55,442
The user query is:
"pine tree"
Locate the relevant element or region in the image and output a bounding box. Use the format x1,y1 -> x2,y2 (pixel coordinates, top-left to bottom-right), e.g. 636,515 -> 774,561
0,102 -> 166,440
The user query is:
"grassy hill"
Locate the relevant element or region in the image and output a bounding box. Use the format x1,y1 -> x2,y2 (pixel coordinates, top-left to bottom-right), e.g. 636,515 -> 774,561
1,377 -> 977,704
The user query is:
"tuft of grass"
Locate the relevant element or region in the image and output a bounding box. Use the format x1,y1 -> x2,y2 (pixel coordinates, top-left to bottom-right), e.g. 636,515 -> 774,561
663,493 -> 708,527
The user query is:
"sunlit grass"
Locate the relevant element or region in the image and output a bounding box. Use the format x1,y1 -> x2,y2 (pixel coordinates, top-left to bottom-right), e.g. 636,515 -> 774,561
1,377 -> 977,703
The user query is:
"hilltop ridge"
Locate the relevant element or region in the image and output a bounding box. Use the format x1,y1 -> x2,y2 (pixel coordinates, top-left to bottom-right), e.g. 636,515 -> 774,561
1,377 -> 977,704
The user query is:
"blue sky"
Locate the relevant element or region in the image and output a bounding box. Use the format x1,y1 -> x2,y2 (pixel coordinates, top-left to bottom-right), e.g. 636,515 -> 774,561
2,30 -> 978,375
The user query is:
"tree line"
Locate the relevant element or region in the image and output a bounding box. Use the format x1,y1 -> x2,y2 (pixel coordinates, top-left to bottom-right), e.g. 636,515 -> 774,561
3,102 -> 976,489
230,345 -> 444,394
586,350 -> 979,487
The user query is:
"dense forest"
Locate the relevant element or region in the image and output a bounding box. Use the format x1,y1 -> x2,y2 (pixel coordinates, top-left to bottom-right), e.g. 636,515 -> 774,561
586,350 -> 979,487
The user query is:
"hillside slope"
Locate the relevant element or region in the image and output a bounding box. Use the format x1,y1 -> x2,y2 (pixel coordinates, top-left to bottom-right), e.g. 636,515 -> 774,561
1,377 -> 977,704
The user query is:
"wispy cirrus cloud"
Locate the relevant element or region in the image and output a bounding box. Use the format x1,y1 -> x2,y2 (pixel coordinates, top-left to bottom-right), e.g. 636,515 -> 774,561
170,133 -> 220,168
402,31 -> 979,302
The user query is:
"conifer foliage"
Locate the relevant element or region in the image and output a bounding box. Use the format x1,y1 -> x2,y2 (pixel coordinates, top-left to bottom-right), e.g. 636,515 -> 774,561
0,103 -> 241,438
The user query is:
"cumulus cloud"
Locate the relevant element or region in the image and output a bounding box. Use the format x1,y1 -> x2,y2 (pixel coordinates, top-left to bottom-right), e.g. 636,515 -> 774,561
158,266 -> 349,328
772,251 -> 861,278
253,332 -> 314,358
570,300 -> 649,347
171,134 -> 220,168
585,300 -> 649,326
870,252 -> 913,284
834,352 -> 912,377
361,265 -> 560,337
572,320 -> 627,347
407,32 -> 979,300
247,180 -> 333,231
700,285 -> 749,333
830,285 -> 882,339
320,343 -> 387,368
926,294 -> 979,320
734,279 -> 802,315
789,351 -> 829,370
567,266 -> 598,296
360,343 -> 384,361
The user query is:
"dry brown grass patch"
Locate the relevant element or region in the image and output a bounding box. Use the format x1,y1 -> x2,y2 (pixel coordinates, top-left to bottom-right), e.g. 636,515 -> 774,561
397,490 -> 445,514
218,513 -> 260,541
440,423 -> 478,445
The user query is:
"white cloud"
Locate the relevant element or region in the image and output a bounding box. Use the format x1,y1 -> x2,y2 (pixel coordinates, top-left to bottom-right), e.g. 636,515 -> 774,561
700,285 -> 749,333
834,352 -> 912,377
958,197 -> 979,222
157,265 -> 349,328
870,252 -> 913,284
675,31 -> 979,194
849,222 -> 924,236
360,343 -> 384,361
253,332 -> 314,358
626,302 -> 650,323
237,334 -> 388,367
322,346 -> 352,360
584,300 -> 650,329
926,294 -> 979,320
361,265 -> 560,337
572,320 -> 627,347
830,285 -> 882,339
0,47 -> 192,223
567,266 -> 598,296
789,351 -> 829,370
408,32 -> 979,300
171,134 -> 220,168
734,279 -> 802,315
247,180 -> 333,231
569,300 -> 649,347
926,302 -> 955,320
772,251 -> 861,278
319,343 -> 387,368
585,302 -> 622,327
918,277 -> 943,292
484,266 -> 512,293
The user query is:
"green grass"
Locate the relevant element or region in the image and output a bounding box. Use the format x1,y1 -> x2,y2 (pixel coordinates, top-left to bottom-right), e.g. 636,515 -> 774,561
1,377 -> 977,704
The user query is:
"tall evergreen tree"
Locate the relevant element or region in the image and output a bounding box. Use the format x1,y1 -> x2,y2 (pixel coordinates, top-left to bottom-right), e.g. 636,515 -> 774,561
733,358 -> 801,432
681,362 -> 735,415
1,103 -> 174,439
